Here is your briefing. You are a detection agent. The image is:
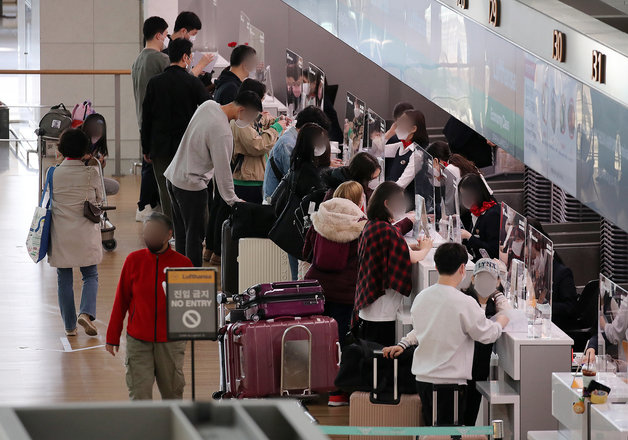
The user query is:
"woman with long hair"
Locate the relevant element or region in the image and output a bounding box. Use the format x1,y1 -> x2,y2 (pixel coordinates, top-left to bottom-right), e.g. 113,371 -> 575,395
459,174 -> 499,261
81,113 -> 120,196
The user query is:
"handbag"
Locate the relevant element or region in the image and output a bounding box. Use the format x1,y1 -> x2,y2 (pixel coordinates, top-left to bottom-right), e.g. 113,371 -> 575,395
83,200 -> 102,223
83,169 -> 102,223
269,171 -> 292,216
268,171 -> 306,259
26,167 -> 56,263
229,202 -> 276,240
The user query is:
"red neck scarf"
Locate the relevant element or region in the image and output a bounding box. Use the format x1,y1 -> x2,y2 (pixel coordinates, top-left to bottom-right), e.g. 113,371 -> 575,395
401,139 -> 413,148
470,200 -> 496,217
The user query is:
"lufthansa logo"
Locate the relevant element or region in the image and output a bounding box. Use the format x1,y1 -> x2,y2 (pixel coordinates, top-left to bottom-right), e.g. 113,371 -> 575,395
552,30 -> 565,63
488,0 -> 500,27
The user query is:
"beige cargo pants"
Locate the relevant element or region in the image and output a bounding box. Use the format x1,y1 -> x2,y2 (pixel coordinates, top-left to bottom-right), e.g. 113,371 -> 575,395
125,335 -> 187,400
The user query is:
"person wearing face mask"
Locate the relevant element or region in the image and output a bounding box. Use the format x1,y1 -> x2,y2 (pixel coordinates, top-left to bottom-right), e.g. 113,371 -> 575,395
302,181 -> 367,407
81,113 -> 119,196
160,11 -> 214,78
106,213 -> 192,400
382,245 -> 509,426
463,258 -> 510,425
354,182 -> 433,347
141,38 -> 211,220
384,110 -> 430,205
213,45 -> 258,105
230,79 -> 286,204
133,16 -> 170,223
321,151 -> 381,205
164,90 -> 262,267
458,173 -> 500,262
271,123 -> 331,280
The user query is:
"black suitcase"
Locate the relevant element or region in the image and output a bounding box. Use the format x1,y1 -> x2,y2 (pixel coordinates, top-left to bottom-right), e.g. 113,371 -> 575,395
221,219 -> 238,296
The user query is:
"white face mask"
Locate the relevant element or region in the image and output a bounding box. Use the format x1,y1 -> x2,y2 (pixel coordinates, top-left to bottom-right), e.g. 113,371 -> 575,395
189,35 -> 197,43
368,178 -> 379,191
395,129 -> 410,141
302,83 -> 310,96
235,119 -> 251,129
511,240 -> 524,256
474,275 -> 497,298
162,35 -> 169,50
314,144 -> 327,157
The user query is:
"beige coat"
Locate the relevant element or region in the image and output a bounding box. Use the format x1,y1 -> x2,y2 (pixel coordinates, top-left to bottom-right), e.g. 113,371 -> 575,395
231,115 -> 280,182
48,159 -> 103,268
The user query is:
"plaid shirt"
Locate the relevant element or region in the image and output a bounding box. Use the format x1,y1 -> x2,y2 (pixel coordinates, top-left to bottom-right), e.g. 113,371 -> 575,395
353,218 -> 413,324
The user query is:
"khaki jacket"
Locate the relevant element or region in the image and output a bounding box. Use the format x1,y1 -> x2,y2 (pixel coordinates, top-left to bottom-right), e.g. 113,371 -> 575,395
48,160 -> 103,268
231,116 -> 280,182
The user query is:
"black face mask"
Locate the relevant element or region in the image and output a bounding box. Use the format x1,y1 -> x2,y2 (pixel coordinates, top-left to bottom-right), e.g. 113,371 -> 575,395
145,239 -> 166,254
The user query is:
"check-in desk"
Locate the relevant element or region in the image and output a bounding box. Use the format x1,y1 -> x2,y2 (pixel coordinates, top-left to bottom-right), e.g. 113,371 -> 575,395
528,372 -> 628,440
480,326 -> 573,440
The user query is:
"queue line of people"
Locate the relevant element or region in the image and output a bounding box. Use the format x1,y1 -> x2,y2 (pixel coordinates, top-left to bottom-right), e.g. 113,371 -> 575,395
41,12 -> 586,415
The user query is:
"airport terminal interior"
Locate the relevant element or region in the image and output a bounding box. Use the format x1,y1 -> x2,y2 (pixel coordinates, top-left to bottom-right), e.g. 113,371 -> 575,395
1,0 -> 628,439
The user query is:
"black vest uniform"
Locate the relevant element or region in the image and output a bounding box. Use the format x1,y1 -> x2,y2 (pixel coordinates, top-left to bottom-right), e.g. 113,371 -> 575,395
385,143 -> 415,207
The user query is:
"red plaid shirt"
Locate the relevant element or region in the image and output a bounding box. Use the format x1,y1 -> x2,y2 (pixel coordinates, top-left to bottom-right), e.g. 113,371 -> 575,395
353,218 -> 413,324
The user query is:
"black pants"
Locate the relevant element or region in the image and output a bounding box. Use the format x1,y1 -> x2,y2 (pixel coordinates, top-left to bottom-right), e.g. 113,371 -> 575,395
465,380 -> 482,426
325,302 -> 354,345
152,155 -> 174,221
138,159 -> 160,210
206,184 -> 230,255
357,319 -> 396,347
416,381 -> 467,427
234,184 -> 263,204
167,181 -> 207,267
204,183 -> 214,252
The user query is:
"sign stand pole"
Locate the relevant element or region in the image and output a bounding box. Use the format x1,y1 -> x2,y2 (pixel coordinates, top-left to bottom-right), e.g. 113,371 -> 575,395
191,340 -> 196,401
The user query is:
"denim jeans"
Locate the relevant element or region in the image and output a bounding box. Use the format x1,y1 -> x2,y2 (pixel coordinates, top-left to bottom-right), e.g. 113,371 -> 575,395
288,254 -> 298,280
56,265 -> 98,331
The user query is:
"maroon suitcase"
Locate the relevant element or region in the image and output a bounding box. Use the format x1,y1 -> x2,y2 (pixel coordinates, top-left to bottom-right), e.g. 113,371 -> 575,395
222,315 -> 340,398
235,280 -> 325,321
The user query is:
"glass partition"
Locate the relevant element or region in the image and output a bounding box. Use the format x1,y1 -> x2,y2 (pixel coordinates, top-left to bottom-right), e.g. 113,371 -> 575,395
598,275 -> 628,375
499,202 -> 527,285
286,49 -> 304,118
363,108 -> 385,157
413,147 -> 435,219
306,63 -> 325,109
343,92 -> 366,162
440,166 -> 460,218
526,226 -> 553,338
181,0 -> 218,51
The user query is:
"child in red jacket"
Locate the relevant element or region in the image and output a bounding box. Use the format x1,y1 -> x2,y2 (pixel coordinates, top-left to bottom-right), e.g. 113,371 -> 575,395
106,213 -> 192,400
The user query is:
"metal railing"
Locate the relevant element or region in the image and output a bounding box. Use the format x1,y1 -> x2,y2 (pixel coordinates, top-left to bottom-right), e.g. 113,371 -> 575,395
0,69 -> 132,176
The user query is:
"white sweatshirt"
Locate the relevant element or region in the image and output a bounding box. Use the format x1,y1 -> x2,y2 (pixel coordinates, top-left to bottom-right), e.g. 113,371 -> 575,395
164,100 -> 238,205
407,284 -> 503,384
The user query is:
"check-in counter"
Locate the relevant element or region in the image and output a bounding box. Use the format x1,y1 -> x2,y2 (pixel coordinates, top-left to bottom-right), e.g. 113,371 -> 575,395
529,372 -> 628,440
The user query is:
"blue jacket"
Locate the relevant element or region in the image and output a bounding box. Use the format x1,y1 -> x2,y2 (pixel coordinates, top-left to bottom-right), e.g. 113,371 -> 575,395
262,126 -> 298,199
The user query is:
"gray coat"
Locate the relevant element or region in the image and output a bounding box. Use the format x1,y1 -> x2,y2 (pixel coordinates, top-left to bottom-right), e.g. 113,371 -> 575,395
48,159 -> 103,268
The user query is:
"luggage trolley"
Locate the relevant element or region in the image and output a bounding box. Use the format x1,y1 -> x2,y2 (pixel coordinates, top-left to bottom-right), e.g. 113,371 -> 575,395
92,159 -> 117,251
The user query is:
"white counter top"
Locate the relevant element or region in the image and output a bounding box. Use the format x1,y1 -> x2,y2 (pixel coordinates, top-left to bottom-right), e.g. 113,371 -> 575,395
591,402 -> 628,439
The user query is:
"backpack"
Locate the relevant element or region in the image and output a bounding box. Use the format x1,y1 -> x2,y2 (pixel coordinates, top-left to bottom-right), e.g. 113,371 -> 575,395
71,100 -> 95,127
36,104 -> 72,139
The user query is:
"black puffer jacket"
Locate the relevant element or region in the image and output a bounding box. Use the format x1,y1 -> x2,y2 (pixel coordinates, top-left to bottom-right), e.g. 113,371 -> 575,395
321,166 -> 372,202
213,69 -> 242,105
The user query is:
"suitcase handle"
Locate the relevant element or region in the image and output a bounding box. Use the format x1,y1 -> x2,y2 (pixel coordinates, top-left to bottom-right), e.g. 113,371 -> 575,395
370,350 -> 400,405
336,341 -> 341,367
432,384 -> 462,426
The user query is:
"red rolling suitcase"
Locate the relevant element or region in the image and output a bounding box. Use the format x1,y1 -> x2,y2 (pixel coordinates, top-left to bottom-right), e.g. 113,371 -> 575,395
234,281 -> 325,321
221,315 -> 340,398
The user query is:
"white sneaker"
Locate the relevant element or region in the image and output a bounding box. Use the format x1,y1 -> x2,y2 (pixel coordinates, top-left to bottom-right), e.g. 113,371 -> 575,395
78,314 -> 98,336
135,205 -> 154,222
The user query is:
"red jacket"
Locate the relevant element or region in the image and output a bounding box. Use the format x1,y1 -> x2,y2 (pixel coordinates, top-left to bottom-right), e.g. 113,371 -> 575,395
106,248 -> 193,345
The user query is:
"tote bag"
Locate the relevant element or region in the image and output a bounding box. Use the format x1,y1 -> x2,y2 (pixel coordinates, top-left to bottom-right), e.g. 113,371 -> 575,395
26,167 -> 55,263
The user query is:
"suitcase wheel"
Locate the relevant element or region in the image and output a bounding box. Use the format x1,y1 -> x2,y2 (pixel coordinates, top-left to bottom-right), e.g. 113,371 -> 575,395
212,391 -> 225,400
252,314 -> 260,322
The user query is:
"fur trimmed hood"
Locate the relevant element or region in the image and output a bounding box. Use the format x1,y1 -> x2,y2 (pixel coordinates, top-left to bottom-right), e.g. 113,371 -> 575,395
311,198 -> 366,243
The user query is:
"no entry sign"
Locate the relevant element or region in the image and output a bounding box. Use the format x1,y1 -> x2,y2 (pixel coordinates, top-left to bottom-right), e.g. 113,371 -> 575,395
166,268 -> 217,341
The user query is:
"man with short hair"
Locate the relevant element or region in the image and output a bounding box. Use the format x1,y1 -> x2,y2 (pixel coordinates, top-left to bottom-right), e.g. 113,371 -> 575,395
262,105 -> 331,199
106,212 -> 193,400
213,45 -> 258,105
383,243 -> 509,426
164,90 -> 262,267
132,16 -> 169,222
162,11 -> 214,77
142,38 -> 211,220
